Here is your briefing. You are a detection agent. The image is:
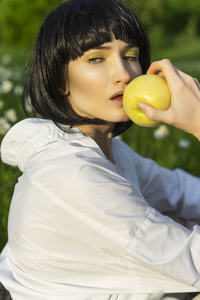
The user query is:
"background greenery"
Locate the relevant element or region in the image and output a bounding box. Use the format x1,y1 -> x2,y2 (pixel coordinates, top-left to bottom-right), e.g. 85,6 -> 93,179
0,0 -> 200,251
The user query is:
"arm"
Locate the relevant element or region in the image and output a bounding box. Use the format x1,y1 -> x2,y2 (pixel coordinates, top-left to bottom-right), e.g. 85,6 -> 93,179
114,139 -> 200,220
135,154 -> 200,220
137,59 -> 200,140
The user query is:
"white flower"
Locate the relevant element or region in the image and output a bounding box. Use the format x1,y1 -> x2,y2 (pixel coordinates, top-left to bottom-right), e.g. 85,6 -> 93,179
115,135 -> 122,140
12,69 -> 21,81
153,125 -> 170,140
0,66 -> 12,80
0,80 -> 13,94
14,85 -> 23,96
2,121 -> 11,131
4,108 -> 18,123
0,99 -> 4,109
0,117 -> 6,125
0,117 -> 11,135
0,66 -> 6,76
1,54 -> 12,65
178,139 -> 191,149
24,95 -> 33,113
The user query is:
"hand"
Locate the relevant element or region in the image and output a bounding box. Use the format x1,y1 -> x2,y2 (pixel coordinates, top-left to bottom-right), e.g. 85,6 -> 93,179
137,59 -> 200,140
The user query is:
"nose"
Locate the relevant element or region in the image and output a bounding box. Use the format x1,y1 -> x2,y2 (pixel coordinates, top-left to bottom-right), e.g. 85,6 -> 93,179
112,57 -> 131,85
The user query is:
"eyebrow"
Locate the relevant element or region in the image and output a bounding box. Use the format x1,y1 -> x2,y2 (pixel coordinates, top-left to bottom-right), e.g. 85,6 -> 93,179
92,46 -> 111,50
91,44 -> 138,51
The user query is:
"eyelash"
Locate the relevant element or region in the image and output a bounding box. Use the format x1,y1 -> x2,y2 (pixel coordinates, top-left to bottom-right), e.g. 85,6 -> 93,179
124,55 -> 138,62
87,55 -> 138,64
88,57 -> 104,64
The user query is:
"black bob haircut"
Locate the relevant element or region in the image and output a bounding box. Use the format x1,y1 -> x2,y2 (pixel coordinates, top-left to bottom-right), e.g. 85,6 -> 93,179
22,0 -> 150,136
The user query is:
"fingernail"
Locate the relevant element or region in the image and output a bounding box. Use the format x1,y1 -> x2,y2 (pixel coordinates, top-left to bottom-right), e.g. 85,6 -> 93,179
137,102 -> 144,111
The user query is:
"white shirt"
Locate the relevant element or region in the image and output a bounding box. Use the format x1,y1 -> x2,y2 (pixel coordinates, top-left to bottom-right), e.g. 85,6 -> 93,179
0,118 -> 200,300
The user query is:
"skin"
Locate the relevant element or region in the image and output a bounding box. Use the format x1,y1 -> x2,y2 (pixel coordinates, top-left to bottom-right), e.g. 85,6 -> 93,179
138,59 -> 200,141
65,38 -> 142,161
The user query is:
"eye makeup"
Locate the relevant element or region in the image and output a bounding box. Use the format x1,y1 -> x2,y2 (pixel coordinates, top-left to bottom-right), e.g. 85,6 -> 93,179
82,43 -> 140,64
124,48 -> 139,59
86,54 -> 105,64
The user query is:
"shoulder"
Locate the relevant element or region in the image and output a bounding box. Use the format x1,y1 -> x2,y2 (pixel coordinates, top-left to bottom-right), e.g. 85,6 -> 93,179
112,137 -> 141,163
1,118 -> 56,168
112,137 -> 158,176
1,118 -> 89,171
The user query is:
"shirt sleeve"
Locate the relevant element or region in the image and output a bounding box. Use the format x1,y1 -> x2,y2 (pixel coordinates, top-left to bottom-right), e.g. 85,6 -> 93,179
135,154 -> 200,219
114,139 -> 200,219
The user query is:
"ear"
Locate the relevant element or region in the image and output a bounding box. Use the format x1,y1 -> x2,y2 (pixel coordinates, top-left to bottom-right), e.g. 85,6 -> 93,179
59,87 -> 70,96
60,65 -> 70,96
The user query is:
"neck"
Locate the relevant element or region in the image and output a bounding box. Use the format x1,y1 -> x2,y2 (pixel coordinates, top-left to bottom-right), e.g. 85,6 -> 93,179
74,123 -> 114,162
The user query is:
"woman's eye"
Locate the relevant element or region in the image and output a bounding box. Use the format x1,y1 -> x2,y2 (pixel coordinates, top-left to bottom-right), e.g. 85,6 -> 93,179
124,55 -> 138,62
88,57 -> 104,64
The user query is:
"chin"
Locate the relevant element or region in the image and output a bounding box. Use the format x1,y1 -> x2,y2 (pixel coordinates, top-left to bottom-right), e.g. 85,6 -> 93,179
108,111 -> 129,123
116,114 -> 130,123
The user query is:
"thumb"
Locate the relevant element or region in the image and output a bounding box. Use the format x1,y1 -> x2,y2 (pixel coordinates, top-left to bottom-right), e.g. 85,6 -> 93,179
137,102 -> 168,123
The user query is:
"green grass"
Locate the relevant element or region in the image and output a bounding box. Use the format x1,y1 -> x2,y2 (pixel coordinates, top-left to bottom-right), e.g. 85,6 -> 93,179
122,125 -> 200,174
0,37 -> 200,251
0,45 -> 26,250
151,36 -> 200,79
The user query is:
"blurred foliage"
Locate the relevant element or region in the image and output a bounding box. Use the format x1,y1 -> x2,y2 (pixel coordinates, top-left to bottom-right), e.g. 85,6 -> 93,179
0,0 -> 200,47
128,0 -> 200,65
0,0 -> 66,46
139,0 -> 200,34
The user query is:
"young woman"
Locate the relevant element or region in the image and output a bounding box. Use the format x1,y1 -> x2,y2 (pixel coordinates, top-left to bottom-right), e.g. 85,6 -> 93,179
0,0 -> 200,299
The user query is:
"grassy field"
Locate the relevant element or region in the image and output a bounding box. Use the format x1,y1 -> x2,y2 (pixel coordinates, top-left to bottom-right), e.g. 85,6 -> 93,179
0,37 -> 200,251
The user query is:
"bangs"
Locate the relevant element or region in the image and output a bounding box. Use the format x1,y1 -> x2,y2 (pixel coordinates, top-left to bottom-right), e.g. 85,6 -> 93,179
60,0 -> 148,67
39,0 -> 150,72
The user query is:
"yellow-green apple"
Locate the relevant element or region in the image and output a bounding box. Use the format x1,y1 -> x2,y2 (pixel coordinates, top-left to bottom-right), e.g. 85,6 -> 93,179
123,74 -> 171,127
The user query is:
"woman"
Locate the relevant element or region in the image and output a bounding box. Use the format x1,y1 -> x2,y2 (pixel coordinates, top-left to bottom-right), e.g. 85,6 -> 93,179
0,0 -> 200,299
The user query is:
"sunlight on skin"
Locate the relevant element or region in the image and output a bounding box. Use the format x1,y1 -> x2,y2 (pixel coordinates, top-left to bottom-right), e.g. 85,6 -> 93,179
192,295 -> 200,300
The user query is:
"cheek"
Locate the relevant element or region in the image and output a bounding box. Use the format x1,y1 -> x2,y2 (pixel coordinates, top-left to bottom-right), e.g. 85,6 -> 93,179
69,78 -> 96,101
67,73 -> 99,111
69,67 -> 100,90
126,62 -> 142,81
134,63 -> 142,76
68,68 -> 105,102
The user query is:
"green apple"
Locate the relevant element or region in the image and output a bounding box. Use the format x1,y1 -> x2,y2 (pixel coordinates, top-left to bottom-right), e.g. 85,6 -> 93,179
123,74 -> 171,127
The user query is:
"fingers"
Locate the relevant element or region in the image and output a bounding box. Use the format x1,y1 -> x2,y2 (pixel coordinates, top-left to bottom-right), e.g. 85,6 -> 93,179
137,102 -> 170,124
147,59 -> 173,73
147,59 -> 181,89
147,59 -> 200,94
145,59 -> 200,139
194,77 -> 200,90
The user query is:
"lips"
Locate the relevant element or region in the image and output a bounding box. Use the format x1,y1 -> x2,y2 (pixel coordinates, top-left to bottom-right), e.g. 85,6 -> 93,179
110,90 -> 124,104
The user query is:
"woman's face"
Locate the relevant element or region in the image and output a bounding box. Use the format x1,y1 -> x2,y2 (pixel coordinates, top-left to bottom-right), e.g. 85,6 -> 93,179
66,38 -> 142,124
